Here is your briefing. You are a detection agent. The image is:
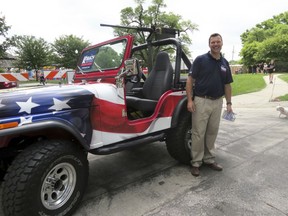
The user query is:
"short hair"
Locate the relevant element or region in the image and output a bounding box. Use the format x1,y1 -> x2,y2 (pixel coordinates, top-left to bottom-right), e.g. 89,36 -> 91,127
209,33 -> 222,44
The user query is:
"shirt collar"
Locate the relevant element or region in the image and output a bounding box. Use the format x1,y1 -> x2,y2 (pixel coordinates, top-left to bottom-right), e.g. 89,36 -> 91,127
208,51 -> 222,61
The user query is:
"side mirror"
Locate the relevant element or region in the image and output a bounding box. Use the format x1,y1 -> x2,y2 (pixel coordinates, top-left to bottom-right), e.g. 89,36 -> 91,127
116,58 -> 141,84
124,59 -> 140,77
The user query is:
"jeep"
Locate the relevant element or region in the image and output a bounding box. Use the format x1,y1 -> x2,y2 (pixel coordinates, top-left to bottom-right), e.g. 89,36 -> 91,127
0,24 -> 192,216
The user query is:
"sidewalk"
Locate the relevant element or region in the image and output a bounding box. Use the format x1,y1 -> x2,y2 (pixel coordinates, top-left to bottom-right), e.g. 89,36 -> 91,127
232,74 -> 288,108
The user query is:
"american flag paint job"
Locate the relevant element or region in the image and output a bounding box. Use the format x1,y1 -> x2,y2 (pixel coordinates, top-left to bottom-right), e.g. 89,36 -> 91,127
0,83 -> 186,150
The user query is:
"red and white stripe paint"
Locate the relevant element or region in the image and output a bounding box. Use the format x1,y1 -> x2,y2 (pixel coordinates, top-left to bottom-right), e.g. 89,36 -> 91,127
0,73 -> 29,82
44,69 -> 72,80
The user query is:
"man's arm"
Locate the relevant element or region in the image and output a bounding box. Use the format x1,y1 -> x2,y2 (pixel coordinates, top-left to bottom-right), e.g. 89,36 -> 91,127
186,76 -> 196,112
186,76 -> 193,101
224,83 -> 233,112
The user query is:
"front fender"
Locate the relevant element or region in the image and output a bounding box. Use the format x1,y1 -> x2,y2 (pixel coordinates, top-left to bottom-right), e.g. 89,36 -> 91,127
0,120 -> 89,150
171,96 -> 191,128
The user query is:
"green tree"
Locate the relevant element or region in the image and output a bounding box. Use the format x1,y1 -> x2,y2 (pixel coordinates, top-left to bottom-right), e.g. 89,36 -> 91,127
113,0 -> 197,63
240,41 -> 260,66
240,12 -> 288,68
14,35 -> 52,70
0,15 -> 12,58
52,35 -> 90,69
96,46 -> 123,68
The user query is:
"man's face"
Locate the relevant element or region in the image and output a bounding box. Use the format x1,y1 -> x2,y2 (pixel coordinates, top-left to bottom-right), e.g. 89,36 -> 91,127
209,36 -> 223,53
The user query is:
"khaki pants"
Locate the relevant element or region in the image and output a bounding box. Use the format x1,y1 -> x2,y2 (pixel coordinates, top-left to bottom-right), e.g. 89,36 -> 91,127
191,96 -> 223,167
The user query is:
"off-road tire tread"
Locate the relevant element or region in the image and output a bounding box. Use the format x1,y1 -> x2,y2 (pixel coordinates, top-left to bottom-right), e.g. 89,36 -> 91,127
166,112 -> 191,165
1,139 -> 88,216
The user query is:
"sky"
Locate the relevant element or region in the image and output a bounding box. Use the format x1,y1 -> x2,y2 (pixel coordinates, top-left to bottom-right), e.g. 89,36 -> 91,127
1,0 -> 288,61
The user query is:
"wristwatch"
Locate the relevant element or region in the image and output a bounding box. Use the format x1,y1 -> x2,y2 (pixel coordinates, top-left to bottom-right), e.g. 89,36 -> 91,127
226,102 -> 232,105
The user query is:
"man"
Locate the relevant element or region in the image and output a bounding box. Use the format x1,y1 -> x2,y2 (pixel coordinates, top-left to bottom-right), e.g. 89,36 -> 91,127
186,33 -> 233,177
267,60 -> 275,84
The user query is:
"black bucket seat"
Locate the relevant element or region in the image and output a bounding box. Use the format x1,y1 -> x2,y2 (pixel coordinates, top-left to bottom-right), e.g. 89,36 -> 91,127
126,51 -> 173,113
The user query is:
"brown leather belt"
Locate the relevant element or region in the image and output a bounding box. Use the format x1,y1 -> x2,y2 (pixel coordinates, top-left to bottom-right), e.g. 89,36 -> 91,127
196,95 -> 222,100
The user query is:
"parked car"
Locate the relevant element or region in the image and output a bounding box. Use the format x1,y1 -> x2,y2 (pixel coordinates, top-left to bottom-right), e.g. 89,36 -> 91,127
0,81 -> 17,89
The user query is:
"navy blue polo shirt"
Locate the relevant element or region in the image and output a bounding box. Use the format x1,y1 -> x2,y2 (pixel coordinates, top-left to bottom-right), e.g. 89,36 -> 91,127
188,52 -> 233,98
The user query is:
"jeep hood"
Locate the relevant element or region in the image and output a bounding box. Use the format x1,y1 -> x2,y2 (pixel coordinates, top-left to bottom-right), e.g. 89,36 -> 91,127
0,85 -> 95,119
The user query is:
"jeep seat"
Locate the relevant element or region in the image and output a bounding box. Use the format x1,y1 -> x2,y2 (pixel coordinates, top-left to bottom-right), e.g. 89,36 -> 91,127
126,51 -> 173,113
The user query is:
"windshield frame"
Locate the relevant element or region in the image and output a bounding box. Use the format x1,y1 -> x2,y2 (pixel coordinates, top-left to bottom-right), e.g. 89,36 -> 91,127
76,38 -> 128,74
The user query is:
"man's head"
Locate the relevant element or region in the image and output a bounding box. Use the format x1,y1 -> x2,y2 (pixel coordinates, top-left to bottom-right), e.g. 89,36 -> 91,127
209,33 -> 223,56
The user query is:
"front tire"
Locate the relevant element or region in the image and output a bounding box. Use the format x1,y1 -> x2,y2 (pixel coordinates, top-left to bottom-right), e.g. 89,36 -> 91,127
2,139 -> 89,216
166,111 -> 192,165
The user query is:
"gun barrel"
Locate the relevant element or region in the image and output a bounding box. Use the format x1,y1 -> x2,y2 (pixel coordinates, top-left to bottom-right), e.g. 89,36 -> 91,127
100,24 -> 154,33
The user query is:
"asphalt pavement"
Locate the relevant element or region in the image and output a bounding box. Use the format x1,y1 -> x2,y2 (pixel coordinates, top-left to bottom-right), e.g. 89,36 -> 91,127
1,74 -> 288,216
73,74 -> 288,216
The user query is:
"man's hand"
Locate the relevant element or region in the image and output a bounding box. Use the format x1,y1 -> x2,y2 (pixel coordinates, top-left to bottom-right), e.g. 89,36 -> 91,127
227,104 -> 233,113
187,100 -> 196,112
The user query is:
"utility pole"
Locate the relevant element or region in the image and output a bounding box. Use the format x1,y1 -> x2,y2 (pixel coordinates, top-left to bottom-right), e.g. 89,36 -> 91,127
232,46 -> 235,61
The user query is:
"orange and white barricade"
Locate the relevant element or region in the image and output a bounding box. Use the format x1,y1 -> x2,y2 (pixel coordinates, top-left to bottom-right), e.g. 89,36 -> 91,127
44,69 -> 71,80
0,73 -> 29,82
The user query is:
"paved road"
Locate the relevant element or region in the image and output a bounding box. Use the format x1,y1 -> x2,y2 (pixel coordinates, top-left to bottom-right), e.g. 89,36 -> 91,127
0,82 -> 57,93
1,74 -> 287,216
72,74 -> 288,216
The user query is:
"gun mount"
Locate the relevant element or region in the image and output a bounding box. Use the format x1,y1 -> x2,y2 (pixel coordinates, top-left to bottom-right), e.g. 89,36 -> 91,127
100,23 -> 180,43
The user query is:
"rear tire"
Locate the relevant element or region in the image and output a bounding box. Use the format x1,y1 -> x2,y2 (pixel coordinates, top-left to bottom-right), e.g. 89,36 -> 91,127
166,111 -> 192,165
1,139 -> 88,216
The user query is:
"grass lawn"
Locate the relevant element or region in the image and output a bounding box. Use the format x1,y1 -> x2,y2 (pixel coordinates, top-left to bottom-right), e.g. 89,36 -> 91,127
231,74 -> 266,96
278,73 -> 288,82
19,79 -> 67,85
231,73 -> 288,101
277,74 -> 288,101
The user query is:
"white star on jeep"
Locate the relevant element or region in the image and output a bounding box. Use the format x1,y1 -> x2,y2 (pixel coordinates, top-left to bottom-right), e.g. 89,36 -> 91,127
16,97 -> 40,114
49,98 -> 71,111
0,99 -> 5,109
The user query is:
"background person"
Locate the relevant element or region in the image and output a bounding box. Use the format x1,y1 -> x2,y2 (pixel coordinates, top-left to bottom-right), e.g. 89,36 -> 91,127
186,33 -> 233,177
263,62 -> 268,74
267,60 -> 275,84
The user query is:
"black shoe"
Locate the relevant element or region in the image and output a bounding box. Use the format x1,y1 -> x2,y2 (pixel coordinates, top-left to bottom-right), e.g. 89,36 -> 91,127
191,166 -> 200,177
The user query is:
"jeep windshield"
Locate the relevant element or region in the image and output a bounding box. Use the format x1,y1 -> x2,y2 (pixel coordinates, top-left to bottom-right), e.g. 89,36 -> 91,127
77,39 -> 127,73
